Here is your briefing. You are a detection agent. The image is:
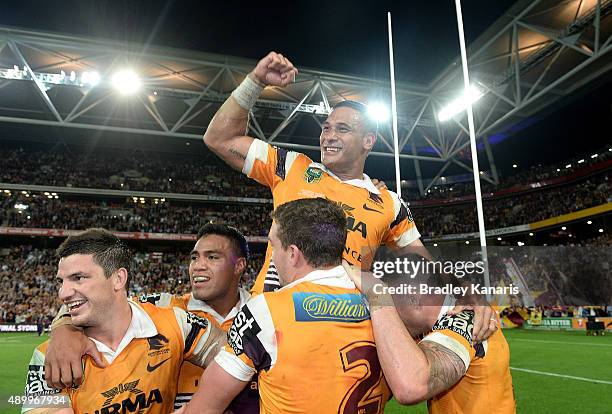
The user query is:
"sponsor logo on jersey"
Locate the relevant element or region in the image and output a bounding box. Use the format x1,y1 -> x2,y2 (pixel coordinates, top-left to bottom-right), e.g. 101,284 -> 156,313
187,312 -> 209,330
362,203 -> 383,214
26,365 -> 59,396
346,216 -> 368,238
227,306 -> 261,356
293,293 -> 370,323
432,311 -> 474,344
146,357 -> 171,372
304,167 -> 323,183
139,293 -> 162,304
86,380 -> 163,414
101,380 -> 143,407
328,200 -> 368,238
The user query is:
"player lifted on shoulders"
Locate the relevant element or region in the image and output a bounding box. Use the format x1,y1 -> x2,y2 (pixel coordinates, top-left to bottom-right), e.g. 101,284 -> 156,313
202,51 -> 495,341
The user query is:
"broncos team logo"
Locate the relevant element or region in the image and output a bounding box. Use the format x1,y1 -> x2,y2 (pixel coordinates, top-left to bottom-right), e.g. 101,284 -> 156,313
147,334 -> 169,351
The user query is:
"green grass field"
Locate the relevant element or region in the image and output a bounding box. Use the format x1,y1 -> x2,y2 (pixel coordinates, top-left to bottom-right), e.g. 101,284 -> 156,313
1,329 -> 611,413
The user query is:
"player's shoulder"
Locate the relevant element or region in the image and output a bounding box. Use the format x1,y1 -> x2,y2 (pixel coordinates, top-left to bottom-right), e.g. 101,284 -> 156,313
137,292 -> 190,310
33,340 -> 51,357
431,310 -> 476,344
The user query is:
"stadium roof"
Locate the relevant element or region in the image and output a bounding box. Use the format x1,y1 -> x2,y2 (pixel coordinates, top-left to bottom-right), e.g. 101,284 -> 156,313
0,0 -> 610,194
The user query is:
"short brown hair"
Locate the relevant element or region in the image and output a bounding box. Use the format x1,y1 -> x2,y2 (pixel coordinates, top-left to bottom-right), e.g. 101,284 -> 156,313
271,198 -> 347,267
57,228 -> 132,289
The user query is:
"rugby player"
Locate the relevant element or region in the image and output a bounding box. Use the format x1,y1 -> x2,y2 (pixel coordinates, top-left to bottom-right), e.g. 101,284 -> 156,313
179,198 -> 391,414
42,224 -> 258,412
202,51 -> 495,341
345,258 -> 516,414
22,228 -> 224,414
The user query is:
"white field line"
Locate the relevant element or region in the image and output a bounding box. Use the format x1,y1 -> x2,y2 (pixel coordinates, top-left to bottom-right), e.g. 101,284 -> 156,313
510,367 -> 612,385
509,338 -> 612,347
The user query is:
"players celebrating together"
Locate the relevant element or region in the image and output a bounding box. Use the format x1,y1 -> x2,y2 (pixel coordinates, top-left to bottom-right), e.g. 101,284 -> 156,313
23,52 -> 510,414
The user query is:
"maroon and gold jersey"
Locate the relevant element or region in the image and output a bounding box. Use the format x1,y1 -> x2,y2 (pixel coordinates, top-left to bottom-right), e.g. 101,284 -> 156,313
216,266 -> 391,413
138,290 -> 258,412
242,139 -> 420,294
421,310 -> 516,414
23,301 -> 222,414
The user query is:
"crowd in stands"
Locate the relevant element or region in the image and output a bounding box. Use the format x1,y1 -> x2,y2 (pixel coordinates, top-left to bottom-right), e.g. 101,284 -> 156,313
1,170 -> 608,237
0,246 -> 264,325
412,172 -> 610,236
402,146 -> 612,201
499,238 -> 612,307
1,196 -> 272,237
0,147 -> 270,199
2,143 -> 610,205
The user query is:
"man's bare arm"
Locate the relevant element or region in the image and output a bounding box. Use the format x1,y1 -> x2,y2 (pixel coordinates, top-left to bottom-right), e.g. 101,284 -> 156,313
368,306 -> 465,405
203,52 -> 298,172
419,341 -> 465,399
180,361 -> 249,414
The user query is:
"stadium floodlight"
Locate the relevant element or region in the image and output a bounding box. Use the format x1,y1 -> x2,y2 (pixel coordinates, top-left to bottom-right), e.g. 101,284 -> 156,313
566,164 -> 572,169
587,220 -> 592,224
465,240 -> 470,244
591,154 -> 598,158
599,228 -> 604,233
433,243 -> 438,247
529,232 -> 534,236
112,69 -> 141,95
437,84 -> 483,122
556,168 -> 561,172
512,164 -> 518,168
367,102 -> 390,122
578,159 -> 585,164
81,71 -> 100,87
497,237 -> 502,241
14,203 -> 28,211
561,226 -> 567,230
517,241 -> 524,246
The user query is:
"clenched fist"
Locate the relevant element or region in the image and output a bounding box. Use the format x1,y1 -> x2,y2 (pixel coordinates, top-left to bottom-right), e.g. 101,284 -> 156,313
250,51 -> 298,87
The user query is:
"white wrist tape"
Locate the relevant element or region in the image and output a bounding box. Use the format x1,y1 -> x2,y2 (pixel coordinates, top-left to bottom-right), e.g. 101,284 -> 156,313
231,76 -> 264,110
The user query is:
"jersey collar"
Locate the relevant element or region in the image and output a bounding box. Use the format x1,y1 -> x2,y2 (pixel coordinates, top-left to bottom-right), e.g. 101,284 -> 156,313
186,287 -> 251,325
308,162 -> 381,194
89,300 -> 158,364
281,265 -> 356,290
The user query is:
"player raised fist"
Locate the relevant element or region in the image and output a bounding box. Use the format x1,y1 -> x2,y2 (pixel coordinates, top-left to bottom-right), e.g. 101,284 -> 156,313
250,51 -> 298,87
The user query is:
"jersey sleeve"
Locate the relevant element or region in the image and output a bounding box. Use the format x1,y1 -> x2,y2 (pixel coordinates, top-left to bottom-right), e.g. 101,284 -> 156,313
22,345 -> 70,413
242,138 -> 302,190
420,310 -> 486,372
172,308 -> 225,367
383,191 -> 421,247
137,292 -> 174,307
215,294 -> 277,381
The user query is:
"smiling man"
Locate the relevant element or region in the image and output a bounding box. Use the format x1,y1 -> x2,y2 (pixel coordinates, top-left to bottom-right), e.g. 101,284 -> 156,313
203,51 -> 422,298
42,224 -> 258,412
22,228 -> 224,414
180,198 -> 391,414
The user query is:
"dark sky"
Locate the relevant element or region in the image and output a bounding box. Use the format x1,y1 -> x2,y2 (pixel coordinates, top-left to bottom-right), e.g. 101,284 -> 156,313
0,0 -> 517,84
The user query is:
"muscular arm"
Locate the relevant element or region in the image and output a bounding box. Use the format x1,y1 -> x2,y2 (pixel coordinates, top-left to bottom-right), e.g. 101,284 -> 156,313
182,361 -> 249,414
369,307 -> 465,405
202,91 -> 254,172
203,52 -> 297,172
